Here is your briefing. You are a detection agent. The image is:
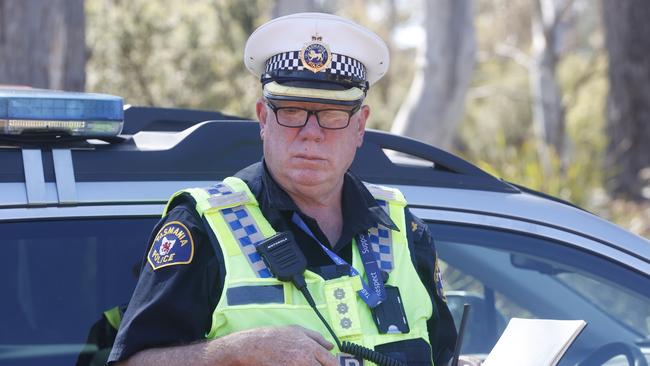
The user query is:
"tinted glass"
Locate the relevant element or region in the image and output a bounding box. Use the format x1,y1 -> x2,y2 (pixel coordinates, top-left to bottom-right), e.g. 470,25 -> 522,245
430,223 -> 650,365
1,217 -> 157,366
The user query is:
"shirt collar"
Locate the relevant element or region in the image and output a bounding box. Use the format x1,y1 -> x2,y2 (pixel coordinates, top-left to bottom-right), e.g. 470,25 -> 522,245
235,160 -> 398,233
342,171 -> 399,232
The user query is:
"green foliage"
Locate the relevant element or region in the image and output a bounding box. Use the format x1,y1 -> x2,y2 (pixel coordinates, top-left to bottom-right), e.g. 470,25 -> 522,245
85,0 -> 409,126
84,0 -> 645,237
457,3 -> 647,238
459,1 -> 609,211
86,0 -> 268,118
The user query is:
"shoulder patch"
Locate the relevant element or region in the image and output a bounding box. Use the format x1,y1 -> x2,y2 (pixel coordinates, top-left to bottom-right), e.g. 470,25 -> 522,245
147,221 -> 195,270
410,217 -> 426,238
434,257 -> 447,302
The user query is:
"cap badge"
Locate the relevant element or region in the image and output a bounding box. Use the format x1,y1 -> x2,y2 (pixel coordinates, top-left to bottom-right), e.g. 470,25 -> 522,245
300,35 -> 331,73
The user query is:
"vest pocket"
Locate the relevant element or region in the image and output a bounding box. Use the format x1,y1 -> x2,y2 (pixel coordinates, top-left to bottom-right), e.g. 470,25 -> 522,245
374,338 -> 433,366
226,284 -> 284,305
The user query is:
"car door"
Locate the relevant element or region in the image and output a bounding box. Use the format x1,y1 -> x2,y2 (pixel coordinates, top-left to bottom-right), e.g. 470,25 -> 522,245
1,207 -> 161,366
412,209 -> 650,366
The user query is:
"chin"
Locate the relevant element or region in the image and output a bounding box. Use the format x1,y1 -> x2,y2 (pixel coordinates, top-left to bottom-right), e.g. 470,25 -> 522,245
288,170 -> 330,187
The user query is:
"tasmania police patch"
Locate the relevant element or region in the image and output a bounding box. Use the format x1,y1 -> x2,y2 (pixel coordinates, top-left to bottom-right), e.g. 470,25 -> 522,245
148,221 -> 194,270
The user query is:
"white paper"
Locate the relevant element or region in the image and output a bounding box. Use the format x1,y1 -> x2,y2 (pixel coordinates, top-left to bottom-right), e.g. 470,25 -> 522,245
481,318 -> 587,366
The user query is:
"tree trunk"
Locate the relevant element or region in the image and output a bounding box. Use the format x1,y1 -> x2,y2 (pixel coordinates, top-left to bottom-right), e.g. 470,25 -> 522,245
0,0 -> 85,91
602,0 -> 650,201
530,0 -> 568,171
391,0 -> 476,150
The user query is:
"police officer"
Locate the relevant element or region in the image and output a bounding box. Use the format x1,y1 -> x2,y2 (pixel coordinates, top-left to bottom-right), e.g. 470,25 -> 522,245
109,12 -> 457,366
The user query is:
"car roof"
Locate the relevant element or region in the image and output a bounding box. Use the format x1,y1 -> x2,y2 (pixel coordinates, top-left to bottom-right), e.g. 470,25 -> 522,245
399,184 -> 650,261
2,105 -> 648,259
0,107 -> 518,187
0,105 -> 518,201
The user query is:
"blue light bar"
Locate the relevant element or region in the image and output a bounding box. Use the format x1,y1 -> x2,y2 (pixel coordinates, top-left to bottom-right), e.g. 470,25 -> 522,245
0,88 -> 123,121
0,88 -> 124,137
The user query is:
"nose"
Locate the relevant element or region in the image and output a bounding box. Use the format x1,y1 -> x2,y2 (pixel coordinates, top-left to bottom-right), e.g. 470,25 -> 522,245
298,112 -> 324,141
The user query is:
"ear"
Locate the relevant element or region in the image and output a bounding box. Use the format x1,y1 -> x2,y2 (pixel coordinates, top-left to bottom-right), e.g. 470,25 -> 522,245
355,105 -> 369,147
256,98 -> 267,140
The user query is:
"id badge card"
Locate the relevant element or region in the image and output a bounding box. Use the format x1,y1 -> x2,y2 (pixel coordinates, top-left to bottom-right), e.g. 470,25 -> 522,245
371,285 -> 410,334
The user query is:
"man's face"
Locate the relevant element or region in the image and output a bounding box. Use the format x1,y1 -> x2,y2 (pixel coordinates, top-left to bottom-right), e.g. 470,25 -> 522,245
256,98 -> 369,195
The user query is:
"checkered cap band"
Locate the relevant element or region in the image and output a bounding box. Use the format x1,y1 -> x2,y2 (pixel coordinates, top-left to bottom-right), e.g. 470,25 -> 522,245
368,199 -> 393,272
265,51 -> 367,81
202,182 -> 272,278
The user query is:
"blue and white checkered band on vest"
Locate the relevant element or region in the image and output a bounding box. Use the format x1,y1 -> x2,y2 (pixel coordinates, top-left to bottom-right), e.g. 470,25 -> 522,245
264,51 -> 367,80
202,180 -> 395,278
368,199 -> 394,273
202,182 -> 273,278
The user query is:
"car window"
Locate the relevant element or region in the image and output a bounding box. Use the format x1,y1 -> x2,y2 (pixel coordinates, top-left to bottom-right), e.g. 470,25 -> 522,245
555,272 -> 650,334
1,217 -> 158,366
429,222 -> 650,365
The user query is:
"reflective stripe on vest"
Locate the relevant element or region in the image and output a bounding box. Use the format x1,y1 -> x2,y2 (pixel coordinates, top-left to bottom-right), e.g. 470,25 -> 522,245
201,180 -> 272,278
164,177 -> 274,278
365,196 -> 394,272
165,177 -> 433,364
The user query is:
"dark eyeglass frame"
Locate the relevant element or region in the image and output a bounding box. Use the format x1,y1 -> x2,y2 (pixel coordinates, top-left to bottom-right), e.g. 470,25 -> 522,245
265,101 -> 361,130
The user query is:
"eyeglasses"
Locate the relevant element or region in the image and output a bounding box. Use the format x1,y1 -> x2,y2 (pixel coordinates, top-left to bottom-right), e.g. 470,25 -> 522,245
265,101 -> 361,130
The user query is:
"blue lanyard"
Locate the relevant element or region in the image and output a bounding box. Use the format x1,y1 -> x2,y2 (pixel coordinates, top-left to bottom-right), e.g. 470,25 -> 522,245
291,213 -> 387,308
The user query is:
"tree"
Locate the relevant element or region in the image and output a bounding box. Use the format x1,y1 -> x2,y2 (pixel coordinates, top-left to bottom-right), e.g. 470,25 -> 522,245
86,0 -> 266,117
0,0 -> 85,91
602,0 -> 650,201
391,0 -> 476,150
495,0 -> 575,173
529,0 -> 571,170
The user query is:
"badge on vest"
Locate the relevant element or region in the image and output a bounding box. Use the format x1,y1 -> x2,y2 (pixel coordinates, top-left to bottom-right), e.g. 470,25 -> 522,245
371,286 -> 410,334
148,221 -> 194,270
338,353 -> 364,366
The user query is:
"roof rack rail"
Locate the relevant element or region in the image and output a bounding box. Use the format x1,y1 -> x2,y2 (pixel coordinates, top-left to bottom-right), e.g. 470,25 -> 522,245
2,107 -> 517,194
353,130 -> 518,192
143,120 -> 517,193
122,106 -> 246,135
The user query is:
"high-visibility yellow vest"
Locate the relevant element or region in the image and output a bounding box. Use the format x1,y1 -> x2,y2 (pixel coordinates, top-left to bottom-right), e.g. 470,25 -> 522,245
164,176 -> 433,364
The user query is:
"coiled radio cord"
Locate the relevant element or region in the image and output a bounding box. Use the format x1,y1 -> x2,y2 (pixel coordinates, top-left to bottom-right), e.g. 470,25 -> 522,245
254,232 -> 407,366
293,275 -> 406,366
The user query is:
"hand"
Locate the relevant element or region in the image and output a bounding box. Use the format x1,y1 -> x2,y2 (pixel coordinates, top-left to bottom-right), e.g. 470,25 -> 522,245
224,325 -> 338,366
456,355 -> 483,366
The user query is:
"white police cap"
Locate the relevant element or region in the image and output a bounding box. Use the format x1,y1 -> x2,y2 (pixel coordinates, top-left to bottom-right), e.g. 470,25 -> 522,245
244,12 -> 389,105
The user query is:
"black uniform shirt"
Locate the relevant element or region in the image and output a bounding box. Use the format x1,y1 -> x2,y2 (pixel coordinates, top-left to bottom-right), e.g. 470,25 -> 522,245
108,162 -> 457,365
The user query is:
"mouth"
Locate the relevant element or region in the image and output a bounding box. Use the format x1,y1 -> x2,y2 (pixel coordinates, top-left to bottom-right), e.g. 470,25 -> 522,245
292,154 -> 326,161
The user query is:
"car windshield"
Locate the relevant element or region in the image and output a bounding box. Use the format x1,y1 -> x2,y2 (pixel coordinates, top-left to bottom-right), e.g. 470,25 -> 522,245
1,217 -> 158,366
430,223 -> 650,365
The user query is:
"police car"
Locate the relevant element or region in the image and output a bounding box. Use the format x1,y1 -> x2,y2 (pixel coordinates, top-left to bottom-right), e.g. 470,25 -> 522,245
2,89 -> 649,366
